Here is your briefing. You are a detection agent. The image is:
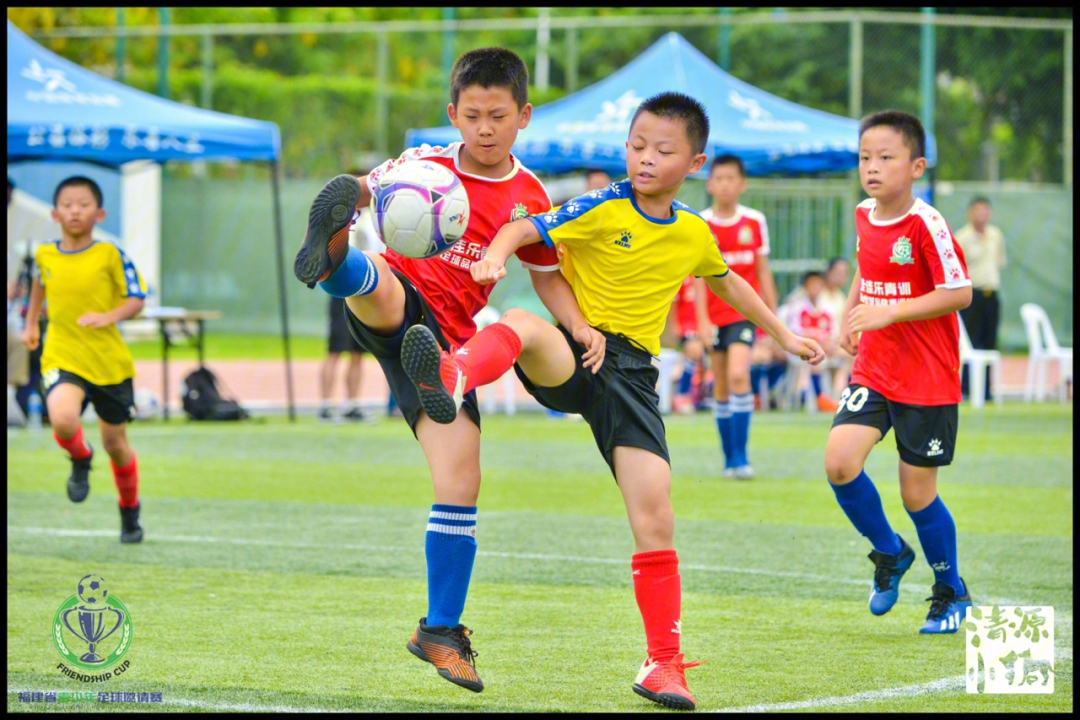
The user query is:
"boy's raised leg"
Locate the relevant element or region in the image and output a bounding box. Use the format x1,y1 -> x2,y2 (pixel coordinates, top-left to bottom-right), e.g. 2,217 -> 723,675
294,175 -> 362,288
47,383 -> 93,503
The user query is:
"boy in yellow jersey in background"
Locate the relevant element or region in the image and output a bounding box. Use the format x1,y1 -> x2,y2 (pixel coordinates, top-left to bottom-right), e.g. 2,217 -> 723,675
23,176 -> 147,543
398,93 -> 825,710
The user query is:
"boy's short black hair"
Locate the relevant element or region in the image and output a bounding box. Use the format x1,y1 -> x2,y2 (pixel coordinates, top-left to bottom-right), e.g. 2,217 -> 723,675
710,154 -> 746,177
859,110 -> 926,161
631,92 -> 710,155
53,176 -> 104,207
450,47 -> 529,110
969,196 -> 991,208
826,256 -> 849,272
802,270 -> 825,285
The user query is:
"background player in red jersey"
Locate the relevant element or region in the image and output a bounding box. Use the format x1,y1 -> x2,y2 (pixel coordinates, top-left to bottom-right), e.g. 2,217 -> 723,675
697,155 -> 778,478
670,277 -> 709,414
826,110 -> 974,634
784,271 -> 839,412
292,48 -> 602,693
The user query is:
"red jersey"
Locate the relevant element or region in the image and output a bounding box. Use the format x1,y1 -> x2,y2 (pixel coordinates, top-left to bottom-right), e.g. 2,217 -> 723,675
366,143 -> 559,348
674,276 -> 699,337
700,205 -> 770,327
851,198 -> 971,406
786,296 -> 834,346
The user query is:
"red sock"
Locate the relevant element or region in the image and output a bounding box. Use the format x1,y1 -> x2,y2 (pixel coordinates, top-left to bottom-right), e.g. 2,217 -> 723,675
453,322 -> 523,394
54,425 -> 92,461
111,453 -> 139,509
632,549 -> 682,664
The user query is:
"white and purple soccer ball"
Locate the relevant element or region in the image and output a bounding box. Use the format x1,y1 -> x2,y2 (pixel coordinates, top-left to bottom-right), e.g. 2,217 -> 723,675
370,160 -> 470,259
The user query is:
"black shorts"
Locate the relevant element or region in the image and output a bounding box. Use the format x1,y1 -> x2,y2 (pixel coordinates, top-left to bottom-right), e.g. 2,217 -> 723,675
515,325 -> 668,477
328,296 -> 365,354
831,384 -> 958,467
42,368 -> 136,425
712,320 -> 756,352
343,271 -> 480,434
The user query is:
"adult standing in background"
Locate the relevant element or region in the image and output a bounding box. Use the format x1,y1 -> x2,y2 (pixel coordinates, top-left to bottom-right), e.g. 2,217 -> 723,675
955,197 -> 1006,398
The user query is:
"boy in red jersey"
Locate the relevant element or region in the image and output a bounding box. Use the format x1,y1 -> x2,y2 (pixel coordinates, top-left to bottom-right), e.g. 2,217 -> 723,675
697,155 -> 778,479
826,110 -> 974,633
293,48 -> 602,693
785,271 -> 839,411
671,277 -> 708,414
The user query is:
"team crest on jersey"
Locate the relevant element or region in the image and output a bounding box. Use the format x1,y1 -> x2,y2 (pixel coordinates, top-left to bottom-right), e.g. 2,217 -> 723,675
510,202 -> 529,222
615,231 -> 632,249
890,236 -> 914,265
738,226 -> 754,245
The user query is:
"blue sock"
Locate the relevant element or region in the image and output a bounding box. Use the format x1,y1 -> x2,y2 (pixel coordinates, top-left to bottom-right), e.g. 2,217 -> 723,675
677,360 -> 696,395
810,373 -> 823,396
830,470 -> 903,555
768,363 -> 786,388
907,496 -> 964,595
317,246 -> 378,298
425,504 -> 477,627
750,365 -> 764,395
731,392 -> 754,465
713,400 -> 734,467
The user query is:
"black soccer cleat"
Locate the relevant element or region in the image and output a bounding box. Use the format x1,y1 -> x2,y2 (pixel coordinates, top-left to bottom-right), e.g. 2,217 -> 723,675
119,503 -> 144,544
400,325 -> 464,425
67,446 -> 93,503
294,174 -> 361,288
406,617 -> 484,692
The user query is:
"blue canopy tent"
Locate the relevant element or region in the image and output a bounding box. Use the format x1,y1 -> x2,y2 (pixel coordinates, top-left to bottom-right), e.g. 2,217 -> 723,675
7,20 -> 296,420
408,32 -> 936,176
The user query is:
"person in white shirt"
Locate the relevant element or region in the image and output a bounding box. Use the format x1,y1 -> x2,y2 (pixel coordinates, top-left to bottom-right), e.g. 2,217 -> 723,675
954,197 -> 1006,399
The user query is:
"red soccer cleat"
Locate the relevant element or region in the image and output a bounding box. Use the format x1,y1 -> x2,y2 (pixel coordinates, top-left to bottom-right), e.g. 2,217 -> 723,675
632,653 -> 705,711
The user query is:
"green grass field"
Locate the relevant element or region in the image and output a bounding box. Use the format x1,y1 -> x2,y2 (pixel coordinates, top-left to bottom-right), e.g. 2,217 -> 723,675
7,404 -> 1072,712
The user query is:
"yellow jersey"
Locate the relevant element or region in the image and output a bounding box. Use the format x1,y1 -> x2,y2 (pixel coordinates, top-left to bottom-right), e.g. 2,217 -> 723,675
528,180 -> 729,355
36,240 -> 146,386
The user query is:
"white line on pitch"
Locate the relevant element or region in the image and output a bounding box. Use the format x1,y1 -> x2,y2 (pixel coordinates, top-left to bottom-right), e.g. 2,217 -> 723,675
712,675 -> 966,713
9,525 -> 890,589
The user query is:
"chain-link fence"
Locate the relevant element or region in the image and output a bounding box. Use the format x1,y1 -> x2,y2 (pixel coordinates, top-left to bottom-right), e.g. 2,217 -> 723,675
13,9 -> 1073,349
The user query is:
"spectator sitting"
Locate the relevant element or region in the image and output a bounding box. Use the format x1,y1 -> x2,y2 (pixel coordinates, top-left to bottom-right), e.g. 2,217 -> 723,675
784,271 -> 839,411
954,196 -> 1006,400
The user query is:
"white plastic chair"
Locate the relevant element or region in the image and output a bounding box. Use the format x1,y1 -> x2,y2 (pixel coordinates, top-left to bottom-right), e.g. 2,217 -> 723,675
1021,303 -> 1073,402
958,314 -> 1002,408
474,306 -> 516,416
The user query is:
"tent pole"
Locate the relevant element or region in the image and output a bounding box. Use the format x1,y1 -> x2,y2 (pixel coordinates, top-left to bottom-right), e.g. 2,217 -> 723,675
270,160 -> 296,422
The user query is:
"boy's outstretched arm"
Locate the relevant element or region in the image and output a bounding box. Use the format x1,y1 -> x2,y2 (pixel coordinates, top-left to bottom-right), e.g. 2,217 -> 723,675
470,218 -> 538,285
848,286 -> 972,333
704,272 -> 825,365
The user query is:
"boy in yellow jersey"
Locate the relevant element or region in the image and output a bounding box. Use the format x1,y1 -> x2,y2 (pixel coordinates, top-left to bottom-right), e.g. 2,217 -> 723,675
398,92 -> 825,711
22,176 -> 147,543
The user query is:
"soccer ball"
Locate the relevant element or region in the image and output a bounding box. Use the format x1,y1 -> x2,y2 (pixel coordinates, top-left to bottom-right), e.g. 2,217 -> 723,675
77,574 -> 108,607
371,160 -> 470,259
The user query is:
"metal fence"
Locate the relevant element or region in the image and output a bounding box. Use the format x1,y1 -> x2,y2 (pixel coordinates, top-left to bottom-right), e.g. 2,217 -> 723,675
19,10 -> 1074,349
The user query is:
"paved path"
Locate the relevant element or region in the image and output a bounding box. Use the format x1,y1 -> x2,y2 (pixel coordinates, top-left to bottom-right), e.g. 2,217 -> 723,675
132,355 -> 1067,414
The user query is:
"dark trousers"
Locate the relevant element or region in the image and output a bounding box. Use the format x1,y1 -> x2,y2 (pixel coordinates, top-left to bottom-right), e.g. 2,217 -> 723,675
959,288 -> 1000,399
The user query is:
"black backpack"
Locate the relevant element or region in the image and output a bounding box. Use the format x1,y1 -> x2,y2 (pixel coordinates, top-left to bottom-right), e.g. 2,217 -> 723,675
180,367 -> 248,421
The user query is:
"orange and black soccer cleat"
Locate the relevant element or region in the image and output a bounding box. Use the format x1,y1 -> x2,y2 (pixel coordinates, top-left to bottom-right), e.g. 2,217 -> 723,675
406,618 -> 483,692
293,174 -> 361,288
632,653 -> 705,711
400,325 -> 465,425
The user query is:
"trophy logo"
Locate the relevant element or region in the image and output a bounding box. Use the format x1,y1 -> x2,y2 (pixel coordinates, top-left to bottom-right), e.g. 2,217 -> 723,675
53,574 -> 133,671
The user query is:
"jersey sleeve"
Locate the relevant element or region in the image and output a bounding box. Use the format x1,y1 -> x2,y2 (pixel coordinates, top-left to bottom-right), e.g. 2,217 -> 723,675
33,245 -> 47,287
514,176 -> 561,271
525,194 -> 603,250
918,213 -> 971,290
111,245 -> 147,299
757,215 -> 771,256
690,223 -> 730,277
